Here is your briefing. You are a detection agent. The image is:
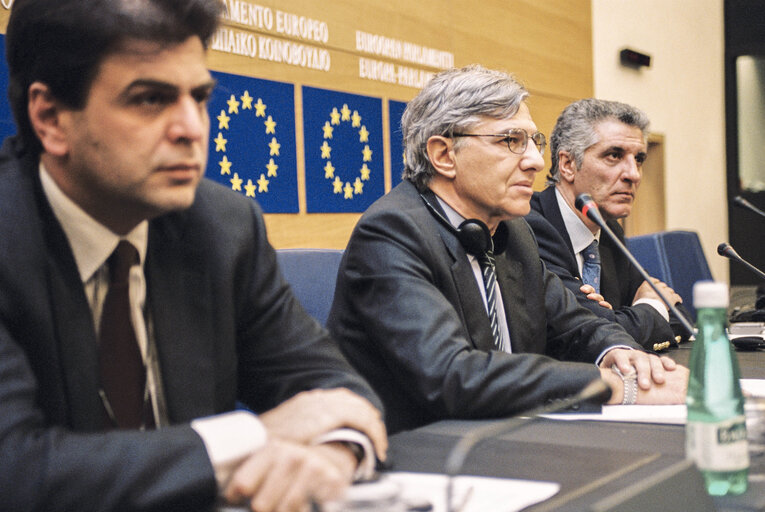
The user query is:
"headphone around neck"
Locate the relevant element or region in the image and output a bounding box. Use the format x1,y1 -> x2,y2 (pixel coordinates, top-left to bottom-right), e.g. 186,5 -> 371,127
419,194 -> 495,256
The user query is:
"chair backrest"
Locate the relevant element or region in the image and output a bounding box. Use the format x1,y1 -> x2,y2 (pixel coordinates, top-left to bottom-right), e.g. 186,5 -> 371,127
276,248 -> 344,326
626,230 -> 713,320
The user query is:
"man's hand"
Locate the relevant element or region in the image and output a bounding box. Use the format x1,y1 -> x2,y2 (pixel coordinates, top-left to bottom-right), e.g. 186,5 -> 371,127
260,388 -> 387,461
599,348 -> 687,404
224,440 -> 354,512
632,278 -> 682,307
579,284 -> 613,310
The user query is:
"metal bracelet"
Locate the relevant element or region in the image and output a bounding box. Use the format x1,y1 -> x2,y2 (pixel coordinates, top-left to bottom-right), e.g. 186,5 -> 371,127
611,364 -> 638,405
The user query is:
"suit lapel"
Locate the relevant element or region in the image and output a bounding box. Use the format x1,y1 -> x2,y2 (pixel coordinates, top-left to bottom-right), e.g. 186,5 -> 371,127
539,187 -> 582,278
495,226 -> 530,353
146,216 -> 216,422
420,190 -> 497,352
35,177 -> 103,430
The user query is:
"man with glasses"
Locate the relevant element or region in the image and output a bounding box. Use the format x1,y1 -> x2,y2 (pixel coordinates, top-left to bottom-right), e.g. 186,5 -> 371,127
327,65 -> 688,434
525,99 -> 691,351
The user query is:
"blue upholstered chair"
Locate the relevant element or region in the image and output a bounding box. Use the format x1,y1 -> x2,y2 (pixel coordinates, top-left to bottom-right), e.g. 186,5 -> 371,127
626,230 -> 713,320
276,248 -> 344,326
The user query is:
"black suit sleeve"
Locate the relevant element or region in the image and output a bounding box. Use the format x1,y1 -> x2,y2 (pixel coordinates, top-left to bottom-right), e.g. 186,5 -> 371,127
0,321 -> 218,512
231,197 -> 384,413
526,209 -> 675,349
329,202 -> 606,433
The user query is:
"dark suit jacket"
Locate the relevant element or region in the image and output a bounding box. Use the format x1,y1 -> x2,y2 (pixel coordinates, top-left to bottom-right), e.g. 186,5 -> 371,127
526,187 -> 676,349
0,137 -> 380,512
327,180 -> 640,434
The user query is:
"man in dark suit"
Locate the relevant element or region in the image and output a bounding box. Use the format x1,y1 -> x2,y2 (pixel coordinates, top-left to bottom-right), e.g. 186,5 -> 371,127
525,99 -> 689,350
0,1 -> 386,511
327,65 -> 688,434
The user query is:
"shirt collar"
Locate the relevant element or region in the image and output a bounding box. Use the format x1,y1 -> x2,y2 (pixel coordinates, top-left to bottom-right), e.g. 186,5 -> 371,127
554,187 -> 599,254
39,162 -> 149,283
435,195 -> 465,230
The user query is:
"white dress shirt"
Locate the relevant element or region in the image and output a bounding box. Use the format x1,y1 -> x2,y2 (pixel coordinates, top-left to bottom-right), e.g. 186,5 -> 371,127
554,188 -> 668,321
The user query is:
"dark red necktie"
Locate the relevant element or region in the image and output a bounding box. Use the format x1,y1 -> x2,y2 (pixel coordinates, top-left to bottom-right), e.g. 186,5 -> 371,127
98,241 -> 145,429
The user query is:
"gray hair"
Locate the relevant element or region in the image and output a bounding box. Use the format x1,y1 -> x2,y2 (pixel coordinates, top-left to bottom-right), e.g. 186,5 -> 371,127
547,98 -> 649,185
401,64 -> 528,190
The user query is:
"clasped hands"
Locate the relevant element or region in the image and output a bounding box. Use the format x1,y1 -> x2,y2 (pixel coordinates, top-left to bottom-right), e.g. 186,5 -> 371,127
599,348 -> 688,405
224,388 -> 387,512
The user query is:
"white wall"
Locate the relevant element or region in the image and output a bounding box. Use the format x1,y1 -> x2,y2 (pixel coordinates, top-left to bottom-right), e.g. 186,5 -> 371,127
592,0 -> 728,282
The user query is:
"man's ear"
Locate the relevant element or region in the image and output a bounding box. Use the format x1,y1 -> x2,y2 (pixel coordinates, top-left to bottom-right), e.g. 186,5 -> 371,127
426,135 -> 456,179
558,151 -> 577,184
27,82 -> 70,157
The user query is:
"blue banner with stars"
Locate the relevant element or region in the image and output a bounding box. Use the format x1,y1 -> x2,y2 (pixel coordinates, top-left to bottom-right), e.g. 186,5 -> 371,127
206,71 -> 298,213
388,99 -> 407,184
303,87 -> 385,213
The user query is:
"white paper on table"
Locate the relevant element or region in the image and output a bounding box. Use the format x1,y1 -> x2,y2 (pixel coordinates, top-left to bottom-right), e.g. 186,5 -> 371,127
385,472 -> 560,512
541,379 -> 765,425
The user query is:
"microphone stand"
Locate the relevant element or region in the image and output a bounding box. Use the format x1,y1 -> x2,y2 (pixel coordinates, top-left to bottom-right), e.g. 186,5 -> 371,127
575,194 -> 696,338
733,195 -> 765,220
444,379 -> 611,512
717,243 -> 765,281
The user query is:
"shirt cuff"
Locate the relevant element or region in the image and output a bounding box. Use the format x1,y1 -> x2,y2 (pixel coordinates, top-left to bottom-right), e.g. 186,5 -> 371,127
634,298 -> 670,321
595,344 -> 634,366
191,411 -> 267,490
312,428 -> 376,481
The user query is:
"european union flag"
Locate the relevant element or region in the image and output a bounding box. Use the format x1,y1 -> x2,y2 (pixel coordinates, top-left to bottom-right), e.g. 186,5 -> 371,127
389,100 -> 407,183
206,71 -> 298,213
303,87 -> 385,213
0,35 -> 16,143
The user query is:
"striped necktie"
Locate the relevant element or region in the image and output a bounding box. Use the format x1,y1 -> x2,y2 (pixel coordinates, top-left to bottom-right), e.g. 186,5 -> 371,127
476,249 -> 503,351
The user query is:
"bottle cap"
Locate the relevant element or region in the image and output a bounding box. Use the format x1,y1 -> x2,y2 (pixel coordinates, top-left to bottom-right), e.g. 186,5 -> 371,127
693,280 -> 729,308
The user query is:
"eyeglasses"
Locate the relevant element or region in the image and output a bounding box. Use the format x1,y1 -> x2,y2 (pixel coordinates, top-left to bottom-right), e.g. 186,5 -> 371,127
452,129 -> 547,156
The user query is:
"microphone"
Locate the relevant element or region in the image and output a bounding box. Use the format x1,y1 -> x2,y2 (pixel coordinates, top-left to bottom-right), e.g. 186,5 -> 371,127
733,196 -> 765,220
717,242 -> 765,281
575,194 -> 695,338
444,378 -> 611,512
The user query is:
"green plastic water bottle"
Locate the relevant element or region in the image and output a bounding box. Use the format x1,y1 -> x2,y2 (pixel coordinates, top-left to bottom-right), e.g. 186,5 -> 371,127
686,281 -> 748,496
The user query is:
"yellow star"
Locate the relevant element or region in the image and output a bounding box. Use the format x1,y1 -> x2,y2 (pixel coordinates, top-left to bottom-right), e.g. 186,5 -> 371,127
268,137 -> 281,156
320,141 -> 332,159
257,173 -> 269,192
353,177 -> 364,194
227,94 -> 240,114
240,91 -> 253,110
344,182 -> 354,199
230,172 -> 243,191
359,125 -> 369,143
219,155 -> 232,175
266,158 -> 278,177
330,107 -> 341,125
362,144 -> 373,162
244,179 -> 257,197
324,161 -> 335,179
333,176 -> 343,194
214,132 -> 227,152
254,98 -> 267,117
341,104 -> 351,121
217,110 -> 230,130
322,121 -> 334,139
360,163 -> 371,180
351,110 -> 361,127
264,115 -> 276,134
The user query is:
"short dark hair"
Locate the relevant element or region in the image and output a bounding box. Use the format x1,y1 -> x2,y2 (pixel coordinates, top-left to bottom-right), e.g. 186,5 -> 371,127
6,0 -> 224,155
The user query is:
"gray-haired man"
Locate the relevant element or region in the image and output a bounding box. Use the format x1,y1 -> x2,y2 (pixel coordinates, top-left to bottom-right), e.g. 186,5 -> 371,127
328,66 -> 688,434
526,98 -> 690,351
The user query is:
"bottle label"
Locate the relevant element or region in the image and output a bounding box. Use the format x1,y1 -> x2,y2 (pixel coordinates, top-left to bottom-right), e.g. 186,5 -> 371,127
686,416 -> 749,471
